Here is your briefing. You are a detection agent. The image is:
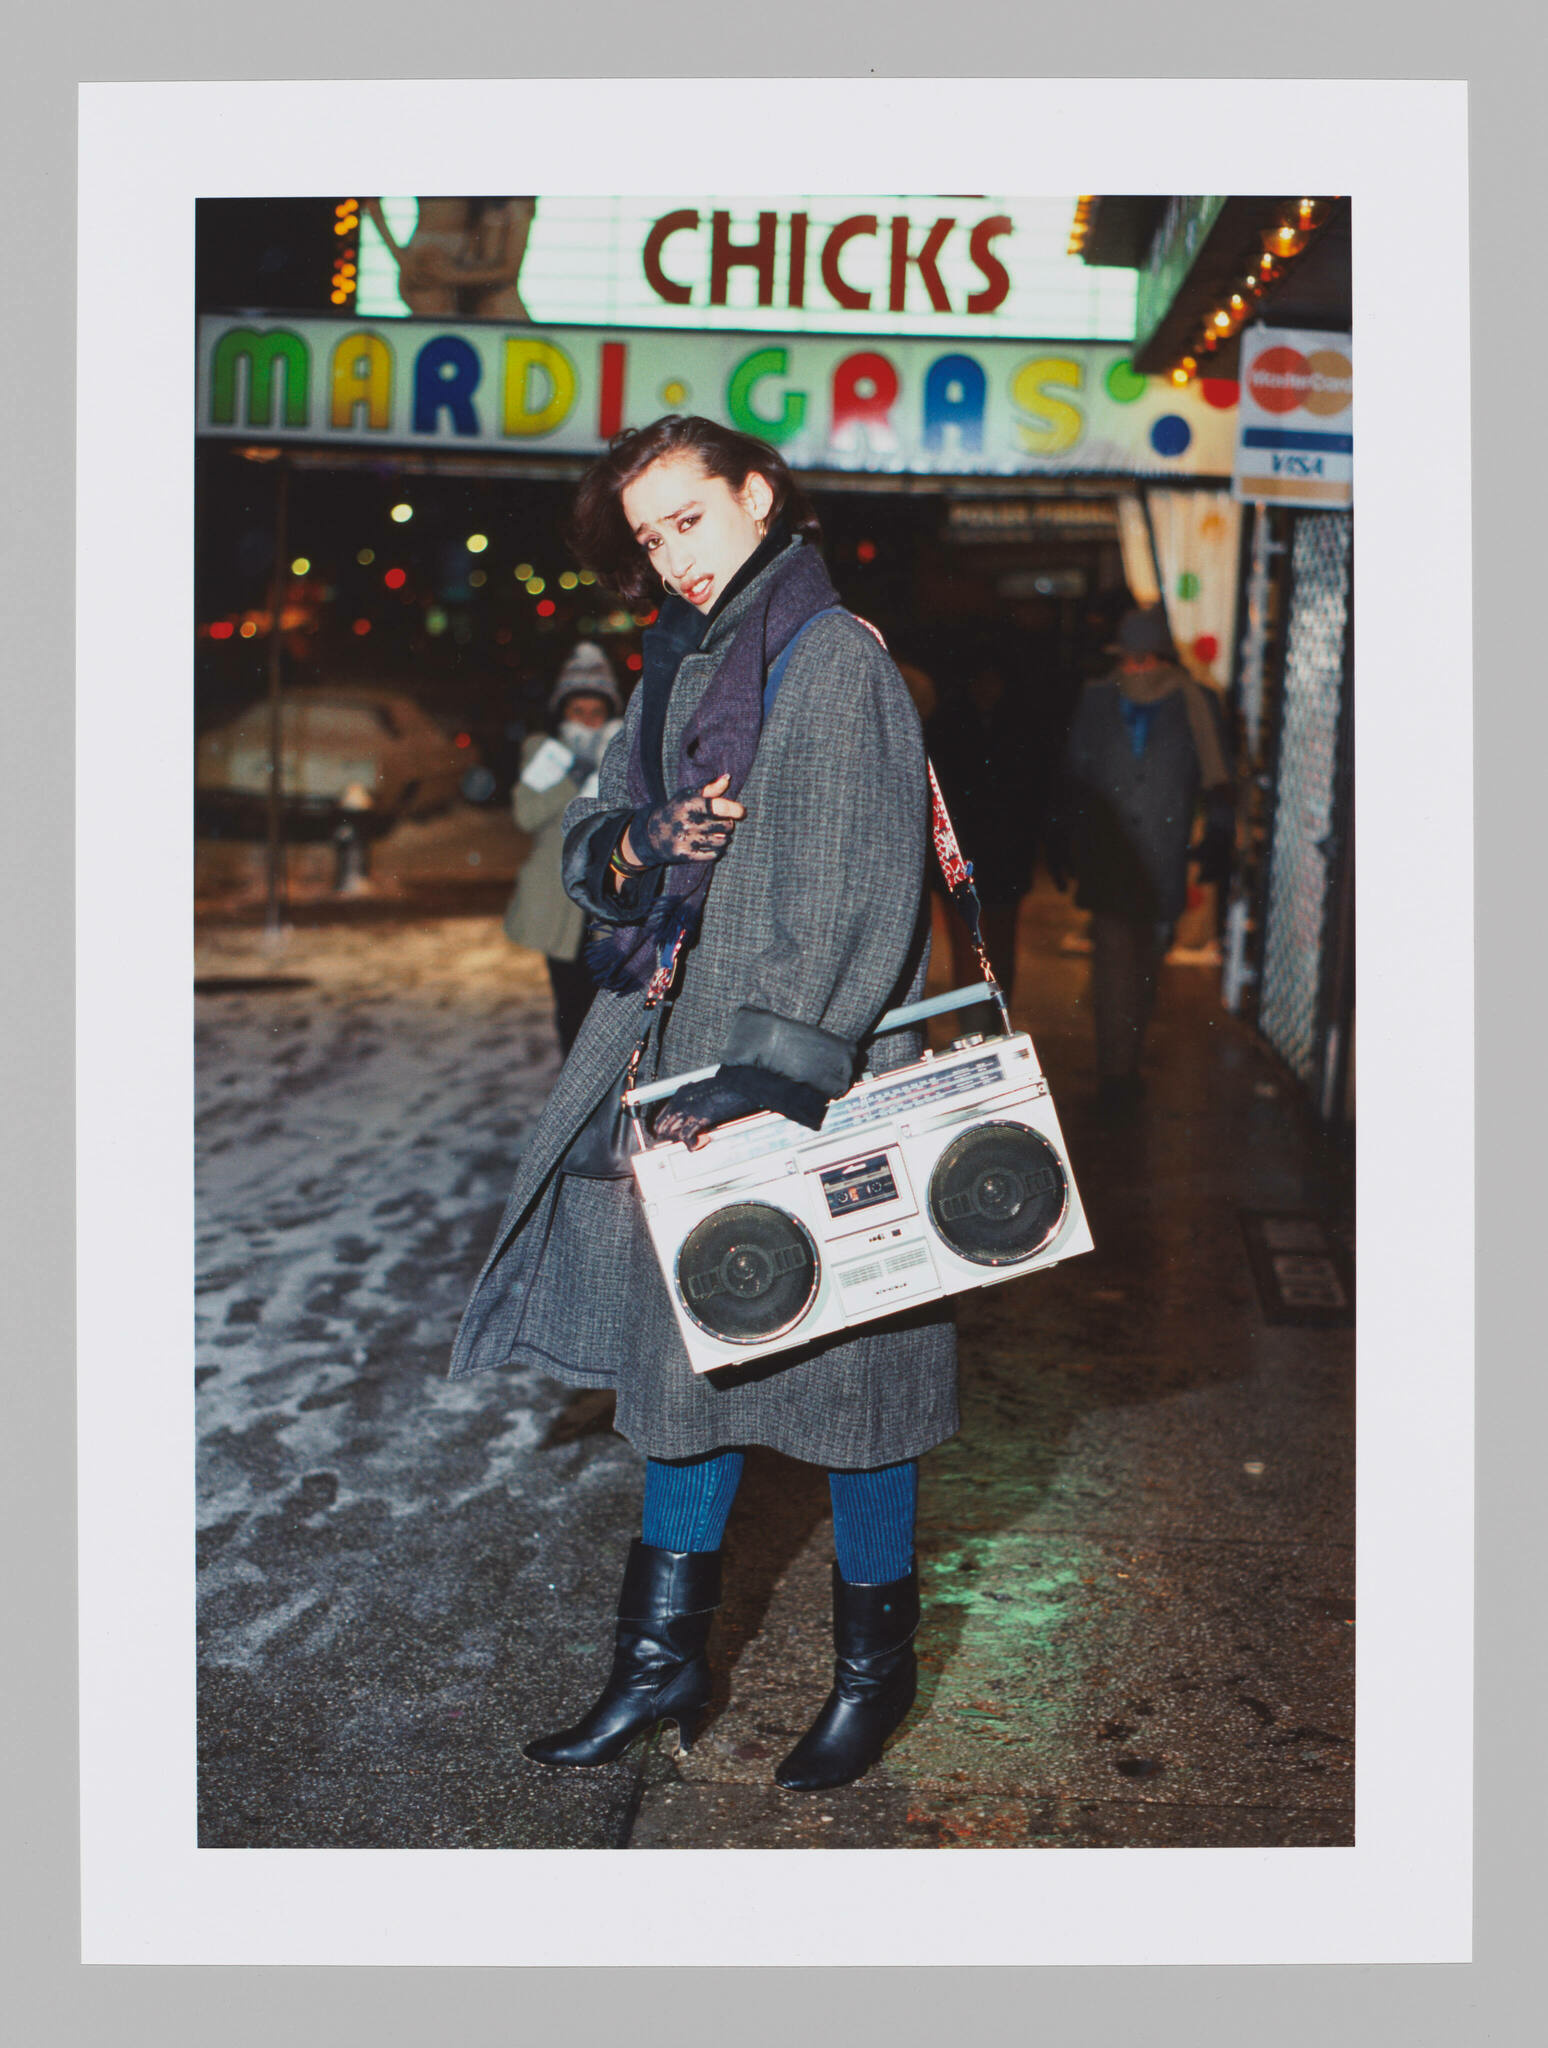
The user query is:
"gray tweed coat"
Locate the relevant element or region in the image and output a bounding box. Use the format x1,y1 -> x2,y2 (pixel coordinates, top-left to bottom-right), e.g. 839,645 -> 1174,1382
448,543 -> 959,1466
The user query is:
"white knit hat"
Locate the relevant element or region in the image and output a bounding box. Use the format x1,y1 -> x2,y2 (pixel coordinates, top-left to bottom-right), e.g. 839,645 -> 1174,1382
548,639 -> 622,716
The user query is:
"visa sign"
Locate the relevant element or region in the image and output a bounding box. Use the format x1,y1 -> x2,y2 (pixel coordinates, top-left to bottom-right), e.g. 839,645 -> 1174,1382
1233,325 -> 1353,509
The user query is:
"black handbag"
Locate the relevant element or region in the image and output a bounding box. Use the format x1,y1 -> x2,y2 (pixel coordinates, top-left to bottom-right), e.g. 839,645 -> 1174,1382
559,1001 -> 665,1179
560,1062 -> 645,1179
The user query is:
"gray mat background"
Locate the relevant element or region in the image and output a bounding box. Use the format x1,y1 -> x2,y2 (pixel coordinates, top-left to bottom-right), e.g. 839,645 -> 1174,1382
4,3 -> 1536,2040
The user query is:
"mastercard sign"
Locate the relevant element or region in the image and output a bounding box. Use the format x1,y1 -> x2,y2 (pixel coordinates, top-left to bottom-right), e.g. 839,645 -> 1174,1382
1234,326 -> 1352,510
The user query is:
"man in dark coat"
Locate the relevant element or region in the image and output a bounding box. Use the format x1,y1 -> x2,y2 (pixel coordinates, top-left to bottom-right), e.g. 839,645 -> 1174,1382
1056,606 -> 1233,1111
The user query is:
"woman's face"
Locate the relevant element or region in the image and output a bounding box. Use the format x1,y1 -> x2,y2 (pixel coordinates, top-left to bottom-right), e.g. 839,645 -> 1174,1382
620,452 -> 775,613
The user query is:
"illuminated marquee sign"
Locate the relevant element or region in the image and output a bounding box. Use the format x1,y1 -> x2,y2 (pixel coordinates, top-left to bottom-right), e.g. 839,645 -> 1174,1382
356,197 -> 1138,342
197,315 -> 1239,477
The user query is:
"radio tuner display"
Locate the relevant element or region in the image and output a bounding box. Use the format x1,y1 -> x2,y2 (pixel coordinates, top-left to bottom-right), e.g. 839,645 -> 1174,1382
819,1152 -> 899,1219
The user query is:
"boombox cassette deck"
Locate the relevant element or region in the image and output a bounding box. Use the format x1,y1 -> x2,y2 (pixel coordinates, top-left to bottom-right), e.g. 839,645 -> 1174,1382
624,984 -> 1093,1373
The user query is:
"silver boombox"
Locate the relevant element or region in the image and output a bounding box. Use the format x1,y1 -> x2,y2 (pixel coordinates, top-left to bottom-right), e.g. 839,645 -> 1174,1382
624,984 -> 1093,1373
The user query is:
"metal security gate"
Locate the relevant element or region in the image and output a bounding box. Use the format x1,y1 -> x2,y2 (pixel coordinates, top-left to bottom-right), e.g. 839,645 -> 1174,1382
1256,511 -> 1353,1109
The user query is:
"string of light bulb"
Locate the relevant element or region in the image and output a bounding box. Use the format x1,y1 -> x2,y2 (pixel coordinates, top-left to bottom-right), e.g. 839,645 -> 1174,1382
1169,197 -> 1336,384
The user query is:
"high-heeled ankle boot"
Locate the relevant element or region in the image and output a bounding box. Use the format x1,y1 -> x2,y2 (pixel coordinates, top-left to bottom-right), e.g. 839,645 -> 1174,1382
774,1561 -> 920,1791
522,1539 -> 721,1768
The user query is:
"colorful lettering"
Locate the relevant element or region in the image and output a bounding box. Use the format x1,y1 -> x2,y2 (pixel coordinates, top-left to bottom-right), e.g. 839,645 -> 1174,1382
922,353 -> 986,454
329,332 -> 392,430
726,347 -> 806,443
643,210 -> 698,307
502,336 -> 577,438
890,216 -> 954,314
211,327 -> 309,429
710,210 -> 778,307
831,350 -> 899,452
413,335 -> 482,436
1011,355 -> 1084,455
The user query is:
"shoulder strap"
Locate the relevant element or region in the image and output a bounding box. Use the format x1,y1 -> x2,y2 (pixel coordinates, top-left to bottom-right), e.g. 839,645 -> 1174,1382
763,604 -> 847,716
761,605 -> 1003,999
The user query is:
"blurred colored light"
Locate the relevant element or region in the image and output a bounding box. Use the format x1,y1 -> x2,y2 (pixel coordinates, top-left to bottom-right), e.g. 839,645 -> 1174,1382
526,577 -> 546,595
559,571 -> 578,589
384,567 -> 407,590
352,618 -> 372,636
208,621 -> 234,639
536,599 -> 556,617
515,561 -> 534,580
857,540 -> 877,562
290,556 -> 311,575
454,732 -> 472,748
466,533 -> 489,553
357,547 -> 375,565
578,569 -> 596,585
426,607 -> 448,636
239,621 -> 258,638
626,653 -> 643,671
390,503 -> 413,523
468,569 -> 487,588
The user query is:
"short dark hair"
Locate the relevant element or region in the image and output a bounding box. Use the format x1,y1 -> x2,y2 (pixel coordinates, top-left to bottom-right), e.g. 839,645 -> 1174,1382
565,414 -> 821,604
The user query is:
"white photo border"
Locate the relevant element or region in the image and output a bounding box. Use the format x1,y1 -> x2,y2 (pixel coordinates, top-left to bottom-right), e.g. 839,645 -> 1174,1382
76,75 -> 1472,1967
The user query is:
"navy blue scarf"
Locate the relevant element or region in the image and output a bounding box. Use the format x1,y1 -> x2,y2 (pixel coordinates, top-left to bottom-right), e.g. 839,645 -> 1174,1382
585,536 -> 842,993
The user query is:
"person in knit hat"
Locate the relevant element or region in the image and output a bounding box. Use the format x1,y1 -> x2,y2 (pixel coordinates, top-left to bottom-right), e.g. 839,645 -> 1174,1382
503,641 -> 625,1054
1054,605 -> 1234,1116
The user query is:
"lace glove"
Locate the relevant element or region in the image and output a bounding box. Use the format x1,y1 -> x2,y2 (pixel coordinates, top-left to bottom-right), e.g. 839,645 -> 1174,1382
628,774 -> 744,867
653,1073 -> 764,1150
653,1065 -> 827,1150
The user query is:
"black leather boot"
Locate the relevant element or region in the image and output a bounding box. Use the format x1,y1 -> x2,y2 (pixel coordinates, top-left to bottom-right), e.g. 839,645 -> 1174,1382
774,1562 -> 920,1791
522,1540 -> 721,1768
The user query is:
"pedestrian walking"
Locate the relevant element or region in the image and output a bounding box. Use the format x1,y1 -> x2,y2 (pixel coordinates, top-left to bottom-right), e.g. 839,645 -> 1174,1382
1052,605 -> 1233,1114
502,641 -> 624,1056
451,414 -> 956,1792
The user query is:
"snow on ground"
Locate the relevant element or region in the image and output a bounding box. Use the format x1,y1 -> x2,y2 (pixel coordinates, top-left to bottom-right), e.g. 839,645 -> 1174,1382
195,918 -> 610,1671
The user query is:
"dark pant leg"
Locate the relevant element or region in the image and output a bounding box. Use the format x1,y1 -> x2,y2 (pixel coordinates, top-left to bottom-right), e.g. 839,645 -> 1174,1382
1092,915 -> 1169,1077
546,954 -> 595,1058
828,1461 -> 919,1584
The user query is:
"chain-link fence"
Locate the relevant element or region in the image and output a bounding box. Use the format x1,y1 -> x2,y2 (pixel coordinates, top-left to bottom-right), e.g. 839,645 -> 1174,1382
1256,511 -> 1352,1091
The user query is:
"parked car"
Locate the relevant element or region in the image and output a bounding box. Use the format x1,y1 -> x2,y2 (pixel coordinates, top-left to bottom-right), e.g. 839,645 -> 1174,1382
195,685 -> 476,841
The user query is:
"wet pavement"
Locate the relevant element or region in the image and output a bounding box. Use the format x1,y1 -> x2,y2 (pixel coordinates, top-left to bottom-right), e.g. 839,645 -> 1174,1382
196,872 -> 1353,1852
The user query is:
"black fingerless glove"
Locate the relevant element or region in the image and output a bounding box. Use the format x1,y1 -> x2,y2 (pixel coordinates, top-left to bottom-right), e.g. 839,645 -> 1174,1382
628,784 -> 735,866
653,1065 -> 828,1148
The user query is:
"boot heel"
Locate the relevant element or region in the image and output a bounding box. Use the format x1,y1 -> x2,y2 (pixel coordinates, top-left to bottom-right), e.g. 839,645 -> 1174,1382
665,1704 -> 704,1754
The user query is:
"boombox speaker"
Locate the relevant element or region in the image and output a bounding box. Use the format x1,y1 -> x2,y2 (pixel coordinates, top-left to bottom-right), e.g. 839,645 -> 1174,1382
624,984 -> 1093,1374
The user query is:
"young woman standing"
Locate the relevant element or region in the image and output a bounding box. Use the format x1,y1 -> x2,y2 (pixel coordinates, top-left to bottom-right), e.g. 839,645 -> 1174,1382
449,416 -> 957,1791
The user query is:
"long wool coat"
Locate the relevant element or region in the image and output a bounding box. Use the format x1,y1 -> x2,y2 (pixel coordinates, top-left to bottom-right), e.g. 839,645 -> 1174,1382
1063,665 -> 1220,925
449,544 -> 959,1467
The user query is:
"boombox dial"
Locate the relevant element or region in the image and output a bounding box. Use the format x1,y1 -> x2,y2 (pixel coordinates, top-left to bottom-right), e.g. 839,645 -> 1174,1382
675,1202 -> 820,1345
927,1122 -> 1069,1266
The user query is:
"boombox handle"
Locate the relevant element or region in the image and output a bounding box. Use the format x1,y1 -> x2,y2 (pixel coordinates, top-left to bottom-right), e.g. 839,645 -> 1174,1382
624,980 -> 1009,1114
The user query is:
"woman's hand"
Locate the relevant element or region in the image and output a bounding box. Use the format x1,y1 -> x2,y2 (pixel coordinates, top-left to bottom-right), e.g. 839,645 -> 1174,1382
630,773 -> 747,866
654,1071 -> 762,1150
